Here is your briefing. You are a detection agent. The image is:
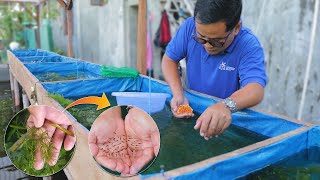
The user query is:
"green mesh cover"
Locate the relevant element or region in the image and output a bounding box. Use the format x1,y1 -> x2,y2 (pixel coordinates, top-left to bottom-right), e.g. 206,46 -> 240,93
100,65 -> 139,78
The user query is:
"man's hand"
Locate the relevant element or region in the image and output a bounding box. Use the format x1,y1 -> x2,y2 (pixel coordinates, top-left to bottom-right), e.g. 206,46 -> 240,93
162,55 -> 193,118
194,103 -> 231,140
170,96 -> 194,118
26,105 -> 76,170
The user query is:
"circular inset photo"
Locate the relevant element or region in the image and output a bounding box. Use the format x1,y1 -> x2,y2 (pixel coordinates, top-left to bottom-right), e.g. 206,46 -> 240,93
4,105 -> 76,177
88,106 -> 160,177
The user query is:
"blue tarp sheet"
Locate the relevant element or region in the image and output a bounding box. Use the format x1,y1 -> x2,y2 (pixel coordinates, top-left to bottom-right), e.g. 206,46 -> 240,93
24,61 -> 101,75
19,55 -> 76,63
42,76 -> 302,137
12,49 -> 79,63
11,49 -> 316,179
309,126 -> 320,148
12,49 -> 58,57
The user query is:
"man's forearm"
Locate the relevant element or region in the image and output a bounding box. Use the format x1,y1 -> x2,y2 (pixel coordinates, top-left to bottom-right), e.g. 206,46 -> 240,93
229,83 -> 265,111
161,54 -> 184,97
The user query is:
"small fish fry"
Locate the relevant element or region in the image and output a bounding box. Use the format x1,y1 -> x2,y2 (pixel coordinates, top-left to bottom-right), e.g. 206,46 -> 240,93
177,104 -> 193,114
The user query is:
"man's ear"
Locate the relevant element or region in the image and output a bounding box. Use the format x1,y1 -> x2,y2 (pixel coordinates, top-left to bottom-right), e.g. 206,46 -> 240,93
234,21 -> 242,35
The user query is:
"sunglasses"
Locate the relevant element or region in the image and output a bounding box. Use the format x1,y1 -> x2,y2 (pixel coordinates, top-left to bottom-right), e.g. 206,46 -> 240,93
192,30 -> 233,48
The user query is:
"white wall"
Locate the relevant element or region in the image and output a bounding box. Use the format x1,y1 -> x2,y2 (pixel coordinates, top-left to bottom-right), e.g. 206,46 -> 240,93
51,0 -> 320,124
242,0 -> 320,123
52,0 -> 162,75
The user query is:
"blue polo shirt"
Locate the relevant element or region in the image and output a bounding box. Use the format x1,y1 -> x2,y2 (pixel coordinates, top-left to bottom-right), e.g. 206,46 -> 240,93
165,17 -> 267,99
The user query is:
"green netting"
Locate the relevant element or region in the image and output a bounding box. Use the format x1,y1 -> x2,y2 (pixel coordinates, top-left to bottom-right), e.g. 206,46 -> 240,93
100,65 -> 138,78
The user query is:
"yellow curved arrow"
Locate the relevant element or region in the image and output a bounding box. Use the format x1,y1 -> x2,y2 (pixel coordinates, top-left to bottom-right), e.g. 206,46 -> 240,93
65,93 -> 110,110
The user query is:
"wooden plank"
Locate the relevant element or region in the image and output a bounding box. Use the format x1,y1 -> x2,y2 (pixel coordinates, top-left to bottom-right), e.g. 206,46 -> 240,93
7,51 -> 39,104
136,0 -> 147,75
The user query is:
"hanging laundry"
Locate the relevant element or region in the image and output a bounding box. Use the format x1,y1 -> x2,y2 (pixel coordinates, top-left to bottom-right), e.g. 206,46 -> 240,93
154,10 -> 171,49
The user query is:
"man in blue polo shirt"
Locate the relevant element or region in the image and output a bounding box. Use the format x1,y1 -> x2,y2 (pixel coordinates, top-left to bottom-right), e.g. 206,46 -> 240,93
162,0 -> 267,140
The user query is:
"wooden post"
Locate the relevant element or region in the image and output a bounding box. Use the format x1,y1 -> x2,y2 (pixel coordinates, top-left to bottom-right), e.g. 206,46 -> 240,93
13,78 -> 21,112
56,0 -> 74,57
66,0 -> 74,57
137,0 -> 147,75
35,3 -> 41,48
9,71 -> 15,106
22,89 -> 30,108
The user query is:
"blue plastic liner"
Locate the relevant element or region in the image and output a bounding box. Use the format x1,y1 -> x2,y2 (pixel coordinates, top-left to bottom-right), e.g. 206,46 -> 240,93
12,49 -> 58,57
173,128 -> 309,180
309,126 -> 320,147
12,49 -> 316,179
42,75 -> 302,137
19,55 -> 75,63
24,61 -> 101,75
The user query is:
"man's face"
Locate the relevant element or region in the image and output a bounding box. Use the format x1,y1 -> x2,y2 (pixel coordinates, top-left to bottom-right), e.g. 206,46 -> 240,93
194,20 -> 240,55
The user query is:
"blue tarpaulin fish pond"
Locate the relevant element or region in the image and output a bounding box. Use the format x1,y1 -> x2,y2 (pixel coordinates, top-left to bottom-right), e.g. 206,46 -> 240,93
8,50 -> 319,180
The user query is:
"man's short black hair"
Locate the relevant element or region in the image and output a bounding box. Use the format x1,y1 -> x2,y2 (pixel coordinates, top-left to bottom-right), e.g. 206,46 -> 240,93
194,0 -> 242,32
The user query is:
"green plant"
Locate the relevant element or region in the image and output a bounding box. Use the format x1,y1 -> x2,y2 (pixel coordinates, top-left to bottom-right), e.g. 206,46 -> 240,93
48,93 -> 106,129
53,47 -> 66,56
0,2 -> 60,48
0,3 -> 25,47
41,1 -> 60,20
37,72 -> 88,82
4,108 -> 74,176
8,126 -> 53,163
0,97 -> 13,155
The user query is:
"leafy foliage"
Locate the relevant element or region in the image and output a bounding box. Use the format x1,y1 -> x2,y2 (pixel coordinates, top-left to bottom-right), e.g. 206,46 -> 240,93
48,93 -> 105,129
0,2 -> 60,48
4,108 -> 74,176
0,97 -> 13,155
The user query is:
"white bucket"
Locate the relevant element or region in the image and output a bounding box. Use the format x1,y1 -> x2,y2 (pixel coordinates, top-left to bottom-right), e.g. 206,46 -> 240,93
111,92 -> 170,113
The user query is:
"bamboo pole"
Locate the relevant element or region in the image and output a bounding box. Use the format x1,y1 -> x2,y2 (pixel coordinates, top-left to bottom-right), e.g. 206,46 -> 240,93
137,0 -> 147,75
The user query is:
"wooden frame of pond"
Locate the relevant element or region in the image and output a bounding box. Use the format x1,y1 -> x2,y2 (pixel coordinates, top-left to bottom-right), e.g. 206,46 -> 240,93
7,50 -> 315,180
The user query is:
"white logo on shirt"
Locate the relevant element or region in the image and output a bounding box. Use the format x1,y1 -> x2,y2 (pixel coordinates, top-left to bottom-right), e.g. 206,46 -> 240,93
219,62 -> 235,71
